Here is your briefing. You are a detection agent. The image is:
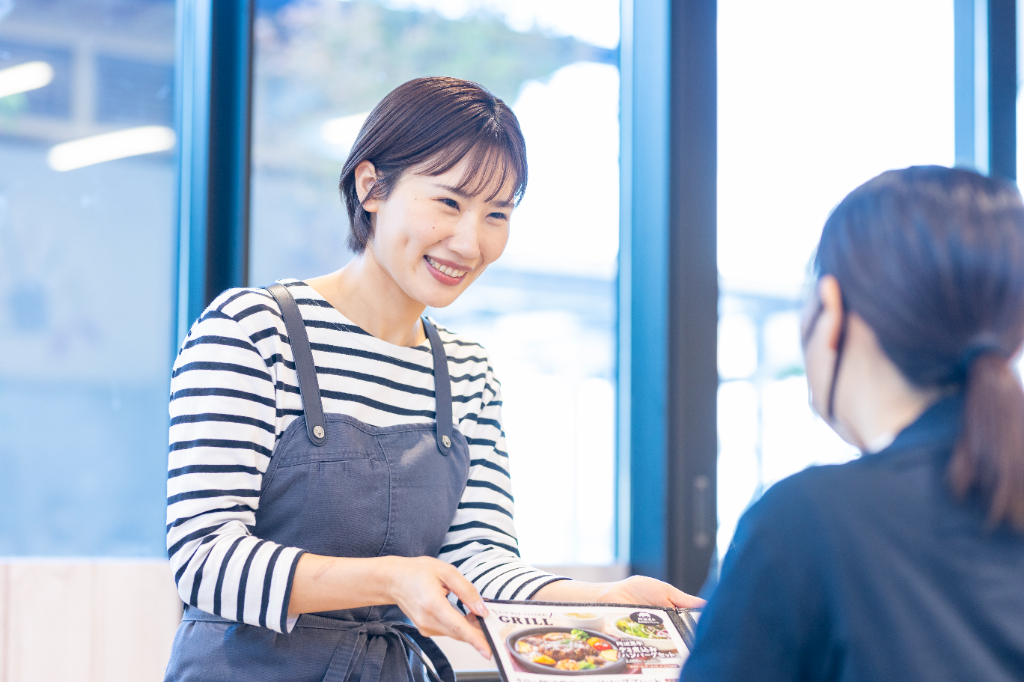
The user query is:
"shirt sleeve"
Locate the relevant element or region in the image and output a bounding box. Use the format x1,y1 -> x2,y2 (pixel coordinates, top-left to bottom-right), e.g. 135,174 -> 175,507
166,290 -> 305,634
681,475 -> 838,682
437,362 -> 567,606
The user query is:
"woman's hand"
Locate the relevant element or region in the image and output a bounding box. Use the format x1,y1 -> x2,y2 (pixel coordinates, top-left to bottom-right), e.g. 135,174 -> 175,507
531,575 -> 705,609
593,575 -> 705,609
383,556 -> 492,658
288,553 -> 492,658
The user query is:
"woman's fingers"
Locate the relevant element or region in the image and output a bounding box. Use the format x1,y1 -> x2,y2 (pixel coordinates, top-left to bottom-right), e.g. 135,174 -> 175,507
427,604 -> 492,658
439,564 -> 489,618
666,585 -> 706,609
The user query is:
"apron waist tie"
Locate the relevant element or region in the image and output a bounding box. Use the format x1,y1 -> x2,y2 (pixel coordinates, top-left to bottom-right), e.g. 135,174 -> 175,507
182,607 -> 455,682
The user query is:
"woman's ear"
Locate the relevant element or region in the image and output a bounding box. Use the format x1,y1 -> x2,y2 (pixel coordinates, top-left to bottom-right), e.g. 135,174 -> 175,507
817,275 -> 845,352
354,160 -> 379,212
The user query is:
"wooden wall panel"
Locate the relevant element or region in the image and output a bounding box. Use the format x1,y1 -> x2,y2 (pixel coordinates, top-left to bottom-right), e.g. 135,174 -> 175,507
5,563 -> 95,682
0,561 -> 182,682
1,564 -> 8,682
92,562 -> 182,682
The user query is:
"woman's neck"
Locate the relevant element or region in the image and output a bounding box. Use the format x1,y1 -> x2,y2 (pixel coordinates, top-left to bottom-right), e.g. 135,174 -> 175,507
306,252 -> 427,347
833,315 -> 942,451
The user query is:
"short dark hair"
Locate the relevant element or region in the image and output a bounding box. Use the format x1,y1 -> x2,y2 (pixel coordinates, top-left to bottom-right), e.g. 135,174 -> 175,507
338,77 -> 528,253
815,165 -> 1024,530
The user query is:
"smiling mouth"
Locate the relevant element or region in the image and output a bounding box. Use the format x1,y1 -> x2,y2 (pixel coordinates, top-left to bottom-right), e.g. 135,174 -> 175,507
425,256 -> 469,284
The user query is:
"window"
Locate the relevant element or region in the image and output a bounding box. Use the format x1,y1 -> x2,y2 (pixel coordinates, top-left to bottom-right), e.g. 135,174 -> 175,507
0,0 -> 177,555
716,0 -> 955,558
248,0 -> 621,566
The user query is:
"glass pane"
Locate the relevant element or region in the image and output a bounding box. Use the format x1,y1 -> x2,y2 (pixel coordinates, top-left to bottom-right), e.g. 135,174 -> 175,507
0,0 -> 177,555
249,0 -> 620,565
716,0 -> 954,558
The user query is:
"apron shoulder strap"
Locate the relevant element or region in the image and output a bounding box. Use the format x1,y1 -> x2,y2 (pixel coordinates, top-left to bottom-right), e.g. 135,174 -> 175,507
266,283 -> 327,446
421,318 -> 453,456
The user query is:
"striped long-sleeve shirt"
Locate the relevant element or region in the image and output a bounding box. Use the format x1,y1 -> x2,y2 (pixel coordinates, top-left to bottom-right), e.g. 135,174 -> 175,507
167,280 -> 563,633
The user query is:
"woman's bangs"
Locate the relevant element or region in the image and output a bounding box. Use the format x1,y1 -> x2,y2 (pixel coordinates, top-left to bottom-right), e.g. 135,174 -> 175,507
420,137 -> 526,206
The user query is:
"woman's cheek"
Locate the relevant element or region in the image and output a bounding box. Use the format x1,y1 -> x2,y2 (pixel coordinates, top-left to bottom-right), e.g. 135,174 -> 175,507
804,347 -> 830,418
483,225 -> 510,264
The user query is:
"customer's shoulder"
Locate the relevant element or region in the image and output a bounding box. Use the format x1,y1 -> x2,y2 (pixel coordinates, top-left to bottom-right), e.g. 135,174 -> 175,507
751,460 -> 866,526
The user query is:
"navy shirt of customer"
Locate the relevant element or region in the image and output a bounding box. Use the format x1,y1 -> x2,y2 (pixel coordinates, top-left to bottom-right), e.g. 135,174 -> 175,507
682,395 -> 1024,682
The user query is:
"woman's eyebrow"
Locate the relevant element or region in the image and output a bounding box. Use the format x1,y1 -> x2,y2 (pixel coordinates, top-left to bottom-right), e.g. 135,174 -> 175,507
432,183 -> 514,209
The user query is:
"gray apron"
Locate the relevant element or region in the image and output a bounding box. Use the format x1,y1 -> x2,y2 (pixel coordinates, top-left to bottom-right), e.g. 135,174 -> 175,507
164,283 -> 470,682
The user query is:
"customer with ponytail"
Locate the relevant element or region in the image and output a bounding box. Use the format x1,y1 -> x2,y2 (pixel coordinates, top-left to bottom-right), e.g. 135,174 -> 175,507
683,166 -> 1024,682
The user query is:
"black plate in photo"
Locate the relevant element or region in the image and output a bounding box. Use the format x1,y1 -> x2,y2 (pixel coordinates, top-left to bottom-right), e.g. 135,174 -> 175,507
505,626 -> 628,676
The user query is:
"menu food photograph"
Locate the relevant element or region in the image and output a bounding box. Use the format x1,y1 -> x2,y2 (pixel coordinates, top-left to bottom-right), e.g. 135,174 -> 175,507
479,601 -> 699,682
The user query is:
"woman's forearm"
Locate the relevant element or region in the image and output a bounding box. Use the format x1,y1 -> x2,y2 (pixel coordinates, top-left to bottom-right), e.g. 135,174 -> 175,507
531,575 -> 705,609
287,553 -> 397,616
530,579 -> 608,603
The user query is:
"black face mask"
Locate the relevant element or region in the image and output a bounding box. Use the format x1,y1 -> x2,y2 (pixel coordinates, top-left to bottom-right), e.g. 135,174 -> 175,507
802,294 -> 848,423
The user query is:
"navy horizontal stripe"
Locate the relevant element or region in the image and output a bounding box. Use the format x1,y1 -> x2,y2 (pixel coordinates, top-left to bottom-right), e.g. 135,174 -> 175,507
464,557 -> 515,583
469,458 -> 511,478
466,480 -> 514,501
167,488 -> 261,505
234,303 -> 282,323
173,382 -> 274,403
168,463 -> 262,479
450,372 -> 487,383
447,519 -> 516,540
439,538 -> 520,557
173,361 -> 272,382
304,319 -> 369,334
457,501 -> 513,518
217,288 -> 259,309
293,297 -> 335,309
169,439 -> 273,458
167,504 -> 253,530
264,353 -> 296,370
309,343 -> 433,374
447,354 -> 487,365
167,522 -> 228,558
318,389 -> 436,419
198,309 -> 232,324
171,412 -> 275,433
250,327 -> 285,344
184,335 -> 262,356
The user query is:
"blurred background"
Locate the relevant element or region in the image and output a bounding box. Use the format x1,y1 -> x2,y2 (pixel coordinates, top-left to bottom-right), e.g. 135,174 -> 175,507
0,0 -> 1018,679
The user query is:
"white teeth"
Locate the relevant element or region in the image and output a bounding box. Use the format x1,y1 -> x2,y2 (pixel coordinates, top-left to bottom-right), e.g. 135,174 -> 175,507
428,257 -> 466,278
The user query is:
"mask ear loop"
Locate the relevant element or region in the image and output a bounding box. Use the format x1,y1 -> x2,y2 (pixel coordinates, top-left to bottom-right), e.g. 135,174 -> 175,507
826,300 -> 849,422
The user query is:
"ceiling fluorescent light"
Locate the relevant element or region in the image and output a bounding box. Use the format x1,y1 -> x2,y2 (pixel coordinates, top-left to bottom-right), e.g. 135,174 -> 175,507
0,61 -> 55,99
47,125 -> 177,171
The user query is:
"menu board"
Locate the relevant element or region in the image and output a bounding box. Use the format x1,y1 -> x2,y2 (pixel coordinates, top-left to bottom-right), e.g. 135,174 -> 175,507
479,601 -> 699,682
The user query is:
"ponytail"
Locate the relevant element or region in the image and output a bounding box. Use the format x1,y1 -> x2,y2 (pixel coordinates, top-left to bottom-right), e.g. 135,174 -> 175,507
814,166 -> 1024,533
950,351 -> 1024,530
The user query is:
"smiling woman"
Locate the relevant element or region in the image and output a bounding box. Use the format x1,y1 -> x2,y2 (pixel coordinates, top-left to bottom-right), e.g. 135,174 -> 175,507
164,76 -> 698,682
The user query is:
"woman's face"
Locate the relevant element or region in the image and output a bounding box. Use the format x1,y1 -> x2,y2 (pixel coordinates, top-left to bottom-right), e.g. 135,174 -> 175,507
359,157 -> 514,309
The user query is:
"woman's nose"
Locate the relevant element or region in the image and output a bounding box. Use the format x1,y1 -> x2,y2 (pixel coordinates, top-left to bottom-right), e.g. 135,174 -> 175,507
445,216 -> 482,260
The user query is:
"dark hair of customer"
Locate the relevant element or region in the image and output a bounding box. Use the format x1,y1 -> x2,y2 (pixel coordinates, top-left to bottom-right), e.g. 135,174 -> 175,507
814,165 -> 1024,530
338,76 -> 528,253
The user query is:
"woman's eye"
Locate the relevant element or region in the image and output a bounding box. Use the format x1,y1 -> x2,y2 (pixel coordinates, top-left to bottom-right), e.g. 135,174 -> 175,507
489,212 -> 509,221
439,198 -> 459,210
